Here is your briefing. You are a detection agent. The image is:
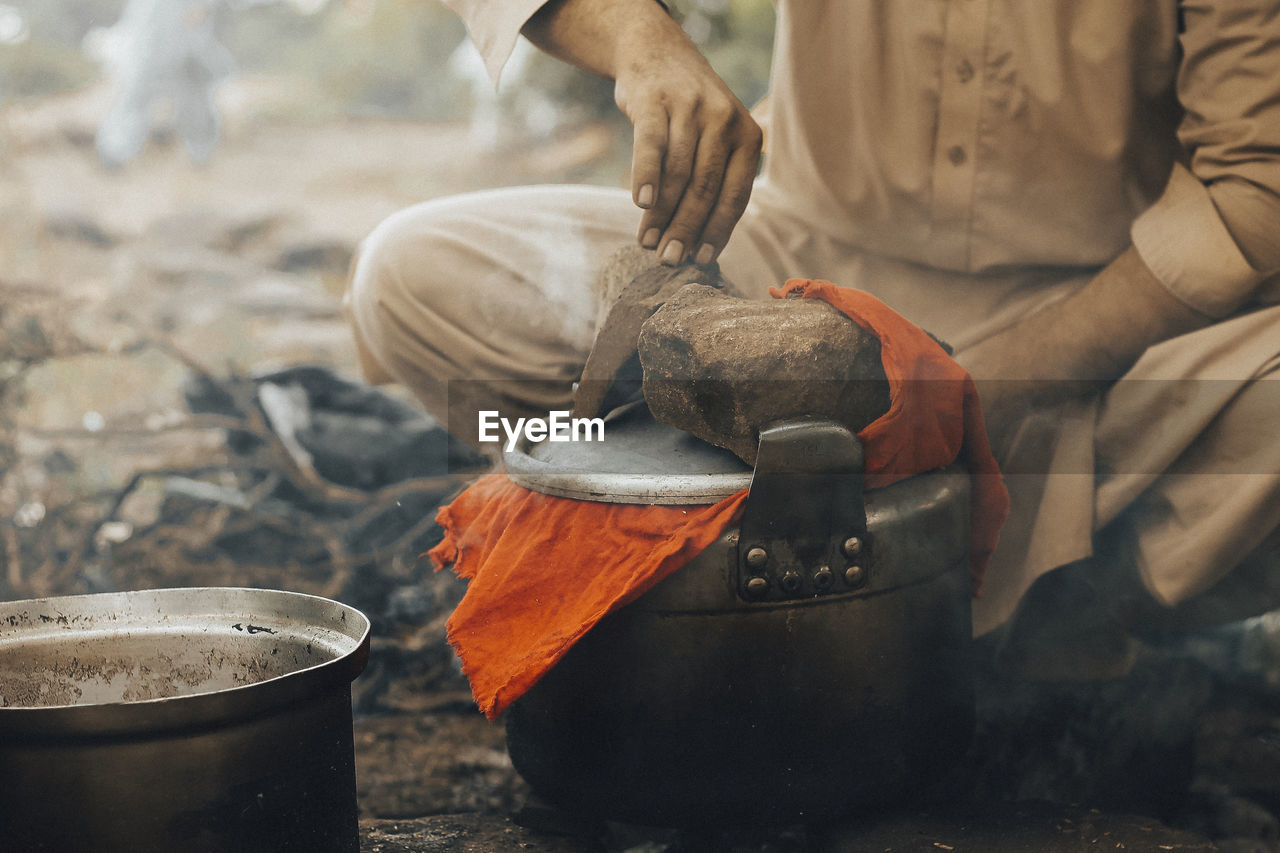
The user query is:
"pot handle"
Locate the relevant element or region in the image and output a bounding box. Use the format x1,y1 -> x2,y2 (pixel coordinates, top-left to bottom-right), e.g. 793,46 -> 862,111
735,418 -> 870,602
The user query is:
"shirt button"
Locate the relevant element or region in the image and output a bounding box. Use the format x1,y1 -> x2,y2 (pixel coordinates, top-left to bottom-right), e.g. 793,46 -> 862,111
956,59 -> 974,83
947,145 -> 967,166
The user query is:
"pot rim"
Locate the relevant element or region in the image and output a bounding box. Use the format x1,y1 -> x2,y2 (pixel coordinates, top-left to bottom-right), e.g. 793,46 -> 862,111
504,403 -> 754,504
0,587 -> 370,738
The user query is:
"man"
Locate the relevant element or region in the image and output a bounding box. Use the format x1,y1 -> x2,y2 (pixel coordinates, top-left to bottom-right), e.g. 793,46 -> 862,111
95,0 -> 235,168
346,0 -> 1280,660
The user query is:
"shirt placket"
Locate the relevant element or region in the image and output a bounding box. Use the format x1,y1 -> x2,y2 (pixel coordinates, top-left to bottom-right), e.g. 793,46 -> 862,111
928,0 -> 991,270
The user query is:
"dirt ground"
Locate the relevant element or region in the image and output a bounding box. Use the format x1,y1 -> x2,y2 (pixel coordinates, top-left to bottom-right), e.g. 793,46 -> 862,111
2,78 -> 1278,853
0,75 -> 618,848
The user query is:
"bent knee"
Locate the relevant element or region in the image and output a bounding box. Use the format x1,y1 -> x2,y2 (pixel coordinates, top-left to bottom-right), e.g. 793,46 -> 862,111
349,201 -> 450,320
346,198 -> 489,377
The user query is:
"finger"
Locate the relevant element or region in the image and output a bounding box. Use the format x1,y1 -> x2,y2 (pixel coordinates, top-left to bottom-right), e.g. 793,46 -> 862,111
630,106 -> 667,211
687,135 -> 760,266
637,109 -> 697,252
655,127 -> 731,266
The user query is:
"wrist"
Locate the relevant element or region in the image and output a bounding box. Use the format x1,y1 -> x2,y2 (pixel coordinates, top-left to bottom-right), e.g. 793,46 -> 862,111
612,2 -> 698,77
524,0 -> 679,80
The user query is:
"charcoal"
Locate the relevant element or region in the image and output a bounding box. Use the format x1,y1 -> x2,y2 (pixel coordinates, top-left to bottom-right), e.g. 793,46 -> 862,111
183,364 -> 486,489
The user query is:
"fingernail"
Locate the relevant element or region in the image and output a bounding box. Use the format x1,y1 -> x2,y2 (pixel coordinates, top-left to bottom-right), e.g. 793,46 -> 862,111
695,243 -> 715,266
642,228 -> 660,249
661,240 -> 684,265
637,184 -> 654,208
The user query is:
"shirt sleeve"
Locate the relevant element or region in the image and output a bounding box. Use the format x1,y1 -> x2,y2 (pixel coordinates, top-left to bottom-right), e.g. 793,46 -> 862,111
1129,0 -> 1280,318
440,0 -> 552,86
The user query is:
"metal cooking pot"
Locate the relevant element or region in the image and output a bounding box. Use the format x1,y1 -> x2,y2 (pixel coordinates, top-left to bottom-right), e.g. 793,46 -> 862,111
0,587 -> 369,853
502,404 -> 974,826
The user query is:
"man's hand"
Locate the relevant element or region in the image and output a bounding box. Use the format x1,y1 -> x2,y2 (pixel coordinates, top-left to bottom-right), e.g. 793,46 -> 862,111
614,22 -> 761,266
955,246 -> 1210,454
523,0 -> 761,266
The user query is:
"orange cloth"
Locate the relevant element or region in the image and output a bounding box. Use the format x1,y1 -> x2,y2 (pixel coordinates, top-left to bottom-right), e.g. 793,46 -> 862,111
431,280 -> 1009,720
771,279 -> 1010,585
429,477 -> 747,719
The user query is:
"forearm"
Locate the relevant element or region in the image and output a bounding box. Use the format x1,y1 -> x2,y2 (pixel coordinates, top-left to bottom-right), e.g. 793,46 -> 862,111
957,246 -> 1212,428
521,0 -> 681,81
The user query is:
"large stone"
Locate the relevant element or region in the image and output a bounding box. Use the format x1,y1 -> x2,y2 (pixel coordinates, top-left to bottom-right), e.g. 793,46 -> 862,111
571,246 -> 740,420
638,284 -> 890,465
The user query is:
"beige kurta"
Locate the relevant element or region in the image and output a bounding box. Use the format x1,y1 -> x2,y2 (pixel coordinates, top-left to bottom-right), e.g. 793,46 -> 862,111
349,0 -> 1280,633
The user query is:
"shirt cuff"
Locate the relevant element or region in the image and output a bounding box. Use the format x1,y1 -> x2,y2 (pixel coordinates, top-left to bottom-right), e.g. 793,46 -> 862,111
442,0 -> 551,86
1130,163 -> 1266,318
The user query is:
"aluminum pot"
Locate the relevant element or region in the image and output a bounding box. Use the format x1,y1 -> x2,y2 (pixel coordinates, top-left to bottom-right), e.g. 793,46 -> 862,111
503,407 -> 974,826
0,587 -> 370,853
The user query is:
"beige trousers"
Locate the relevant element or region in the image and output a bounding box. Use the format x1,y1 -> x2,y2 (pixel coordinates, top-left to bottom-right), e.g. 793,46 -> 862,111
346,184 -> 1280,635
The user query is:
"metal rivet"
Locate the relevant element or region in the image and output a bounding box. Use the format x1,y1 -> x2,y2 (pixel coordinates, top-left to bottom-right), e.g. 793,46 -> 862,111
745,546 -> 768,568
841,536 -> 863,558
844,565 -> 865,587
948,145 -> 967,166
813,567 -> 834,592
745,576 -> 769,598
781,571 -> 802,594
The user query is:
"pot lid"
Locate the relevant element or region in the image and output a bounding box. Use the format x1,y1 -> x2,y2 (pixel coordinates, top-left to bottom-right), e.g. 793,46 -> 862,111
504,402 -> 752,505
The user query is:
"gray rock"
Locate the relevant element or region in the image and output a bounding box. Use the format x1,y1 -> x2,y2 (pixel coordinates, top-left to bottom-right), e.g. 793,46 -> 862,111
638,284 -> 890,465
274,239 -> 354,274
43,210 -> 117,248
